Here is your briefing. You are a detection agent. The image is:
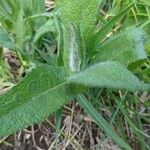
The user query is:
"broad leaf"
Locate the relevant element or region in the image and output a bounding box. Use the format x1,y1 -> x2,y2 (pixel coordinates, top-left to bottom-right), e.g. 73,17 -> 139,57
60,0 -> 98,44
93,28 -> 147,66
0,65 -> 69,137
68,61 -> 150,91
59,0 -> 99,66
0,26 -> 14,49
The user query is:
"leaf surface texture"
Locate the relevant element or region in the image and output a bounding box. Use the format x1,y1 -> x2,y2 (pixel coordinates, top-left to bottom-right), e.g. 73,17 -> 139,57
93,28 -> 147,65
68,61 -> 150,91
0,65 -> 69,137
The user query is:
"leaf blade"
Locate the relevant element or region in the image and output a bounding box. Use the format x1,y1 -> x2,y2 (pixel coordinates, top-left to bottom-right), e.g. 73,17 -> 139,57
59,0 -> 99,66
60,0 -> 98,43
68,61 -> 150,91
93,3 -> 134,50
77,94 -> 132,150
93,28 -> 147,66
0,65 -> 69,137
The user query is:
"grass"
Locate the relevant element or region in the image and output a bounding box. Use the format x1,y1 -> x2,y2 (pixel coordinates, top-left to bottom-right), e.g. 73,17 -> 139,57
0,0 -> 150,149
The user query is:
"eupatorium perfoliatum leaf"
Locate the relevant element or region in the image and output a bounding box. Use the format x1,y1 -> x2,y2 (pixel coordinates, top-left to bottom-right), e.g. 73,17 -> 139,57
0,65 -> 69,137
93,28 -> 147,66
68,61 -> 150,91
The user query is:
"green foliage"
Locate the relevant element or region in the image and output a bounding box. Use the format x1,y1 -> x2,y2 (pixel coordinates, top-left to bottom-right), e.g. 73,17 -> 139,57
67,23 -> 81,73
59,0 -> 99,69
33,18 -> 55,44
0,26 -> 14,49
93,27 -> 147,66
93,3 -> 134,51
0,0 -> 150,149
0,65 -> 69,137
0,0 -> 52,64
68,61 -> 150,91
77,94 -> 132,150
60,0 -> 98,43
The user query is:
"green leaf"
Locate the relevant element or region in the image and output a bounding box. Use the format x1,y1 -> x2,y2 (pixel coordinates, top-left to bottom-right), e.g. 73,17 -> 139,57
93,3 -> 134,50
0,0 -> 22,23
0,26 -> 14,49
68,23 -> 81,73
59,21 -> 83,72
31,0 -> 46,14
22,0 -> 46,17
33,19 -> 55,44
68,61 -> 150,91
0,65 -> 69,137
59,0 -> 99,65
93,28 -> 147,66
77,94 -> 132,150
25,13 -> 52,21
14,7 -> 24,49
54,15 -> 64,66
22,0 -> 47,29
60,0 -> 98,43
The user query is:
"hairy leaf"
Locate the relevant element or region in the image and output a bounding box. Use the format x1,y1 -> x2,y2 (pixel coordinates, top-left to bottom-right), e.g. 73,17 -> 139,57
59,0 -> 99,67
93,28 -> 147,66
60,22 -> 83,72
60,0 -> 98,43
68,61 -> 150,91
68,23 -> 81,73
0,65 -> 69,137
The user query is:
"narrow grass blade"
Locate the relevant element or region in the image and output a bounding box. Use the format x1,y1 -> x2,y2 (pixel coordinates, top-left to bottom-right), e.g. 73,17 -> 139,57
55,108 -> 63,143
93,3 -> 134,50
77,94 -> 132,150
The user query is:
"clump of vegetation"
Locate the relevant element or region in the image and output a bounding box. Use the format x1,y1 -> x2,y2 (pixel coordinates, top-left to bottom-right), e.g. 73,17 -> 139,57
0,0 -> 150,149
